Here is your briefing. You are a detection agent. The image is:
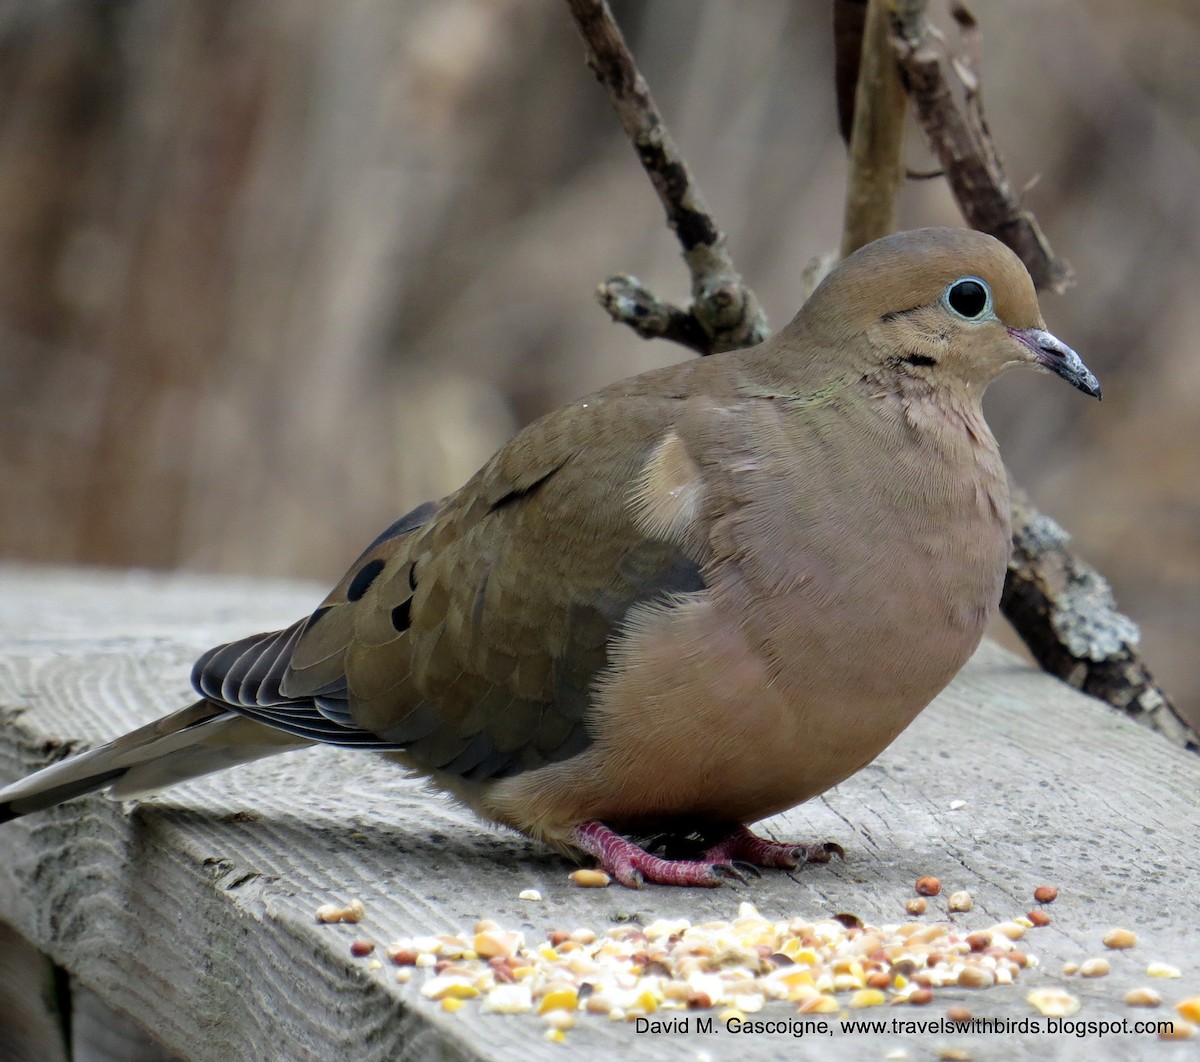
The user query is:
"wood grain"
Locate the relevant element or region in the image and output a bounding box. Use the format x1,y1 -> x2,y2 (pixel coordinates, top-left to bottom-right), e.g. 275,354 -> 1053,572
1,566 -> 1197,1060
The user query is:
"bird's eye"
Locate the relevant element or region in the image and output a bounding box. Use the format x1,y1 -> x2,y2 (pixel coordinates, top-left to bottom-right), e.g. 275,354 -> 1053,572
943,277 -> 991,320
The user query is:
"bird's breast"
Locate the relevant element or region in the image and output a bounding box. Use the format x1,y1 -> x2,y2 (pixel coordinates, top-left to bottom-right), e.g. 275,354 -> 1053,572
480,396 -> 1012,840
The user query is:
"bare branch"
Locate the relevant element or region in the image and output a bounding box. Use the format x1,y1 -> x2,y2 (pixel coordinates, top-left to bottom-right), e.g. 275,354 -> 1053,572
1003,490 -> 1193,750
564,0 -> 769,354
841,0 -> 909,256
891,1 -> 1074,293
595,276 -> 711,355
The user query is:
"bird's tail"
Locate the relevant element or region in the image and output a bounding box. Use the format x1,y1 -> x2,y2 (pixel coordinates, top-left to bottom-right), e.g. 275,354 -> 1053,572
0,700 -> 311,823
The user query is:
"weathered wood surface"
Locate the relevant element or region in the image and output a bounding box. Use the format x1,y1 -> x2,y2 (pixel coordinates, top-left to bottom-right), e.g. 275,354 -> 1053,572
0,566 -> 1197,1061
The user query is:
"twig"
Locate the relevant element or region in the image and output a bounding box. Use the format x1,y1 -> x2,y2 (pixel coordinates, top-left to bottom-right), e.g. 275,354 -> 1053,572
891,0 -> 1073,293
564,0 -> 769,354
841,0 -> 909,256
1003,491 -> 1195,751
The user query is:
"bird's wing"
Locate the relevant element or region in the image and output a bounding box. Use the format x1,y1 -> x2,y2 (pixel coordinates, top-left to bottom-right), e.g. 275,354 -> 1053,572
191,389 -> 714,782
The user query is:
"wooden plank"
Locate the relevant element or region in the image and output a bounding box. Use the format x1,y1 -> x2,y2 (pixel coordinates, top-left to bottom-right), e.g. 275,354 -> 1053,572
0,565 -> 1197,1060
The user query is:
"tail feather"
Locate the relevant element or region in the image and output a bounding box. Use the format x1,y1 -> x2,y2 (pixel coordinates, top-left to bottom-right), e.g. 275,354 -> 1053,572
0,700 -> 312,822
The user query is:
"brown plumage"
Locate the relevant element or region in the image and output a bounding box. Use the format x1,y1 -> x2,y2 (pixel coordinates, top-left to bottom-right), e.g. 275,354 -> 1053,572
0,228 -> 1100,887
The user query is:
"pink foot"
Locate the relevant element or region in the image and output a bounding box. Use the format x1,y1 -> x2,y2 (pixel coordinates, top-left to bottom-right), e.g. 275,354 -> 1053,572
701,824 -> 844,869
571,821 -> 749,888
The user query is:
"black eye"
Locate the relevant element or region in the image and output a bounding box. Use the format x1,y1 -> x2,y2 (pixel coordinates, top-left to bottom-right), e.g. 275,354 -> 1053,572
945,278 -> 989,319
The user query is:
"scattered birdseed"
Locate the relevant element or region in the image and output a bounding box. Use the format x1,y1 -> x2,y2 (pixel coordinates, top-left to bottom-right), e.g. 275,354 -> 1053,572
569,869 -> 611,888
1079,958 -> 1110,978
1027,910 -> 1051,927
1124,987 -> 1161,1007
946,1005 -> 972,1022
372,900 -> 1041,1039
1061,962 -> 1079,975
948,891 -> 973,912
1102,927 -> 1137,949
938,1048 -> 971,1061
518,889 -> 542,902
1033,885 -> 1058,904
350,940 -> 375,958
1177,998 -> 1200,1023
948,800 -> 967,810
905,898 -> 927,916
1027,988 -> 1080,1017
916,876 -> 941,896
1147,963 -> 1182,978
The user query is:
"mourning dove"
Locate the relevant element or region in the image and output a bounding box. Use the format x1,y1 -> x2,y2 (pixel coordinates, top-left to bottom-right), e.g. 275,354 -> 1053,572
0,228 -> 1099,887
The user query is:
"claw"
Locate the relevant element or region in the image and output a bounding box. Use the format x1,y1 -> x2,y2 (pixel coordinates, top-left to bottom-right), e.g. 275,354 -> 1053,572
730,860 -> 763,879
710,863 -> 749,886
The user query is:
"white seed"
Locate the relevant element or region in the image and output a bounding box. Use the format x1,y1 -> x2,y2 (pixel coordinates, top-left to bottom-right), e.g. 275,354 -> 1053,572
1079,958 -> 1110,978
1027,988 -> 1080,1017
1146,962 -> 1181,978
948,891 -> 973,912
482,984 -> 533,1013
518,889 -> 542,902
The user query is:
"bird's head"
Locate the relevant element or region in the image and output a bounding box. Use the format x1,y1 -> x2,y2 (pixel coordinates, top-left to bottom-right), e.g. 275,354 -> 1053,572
799,227 -> 1100,400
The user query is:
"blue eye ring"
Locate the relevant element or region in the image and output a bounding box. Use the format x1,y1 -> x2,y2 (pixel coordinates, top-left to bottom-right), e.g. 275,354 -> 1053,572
942,276 -> 992,320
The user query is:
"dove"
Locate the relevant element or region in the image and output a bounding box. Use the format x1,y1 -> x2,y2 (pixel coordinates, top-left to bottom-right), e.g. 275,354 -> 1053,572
0,228 -> 1099,887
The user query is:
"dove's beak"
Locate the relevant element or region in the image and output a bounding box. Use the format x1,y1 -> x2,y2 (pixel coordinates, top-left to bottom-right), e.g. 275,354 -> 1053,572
1009,327 -> 1101,399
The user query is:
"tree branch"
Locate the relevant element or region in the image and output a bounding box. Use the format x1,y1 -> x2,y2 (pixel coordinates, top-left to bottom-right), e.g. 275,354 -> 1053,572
564,0 -> 769,354
891,1 -> 1073,293
841,0 -> 909,256
1003,490 -> 1196,752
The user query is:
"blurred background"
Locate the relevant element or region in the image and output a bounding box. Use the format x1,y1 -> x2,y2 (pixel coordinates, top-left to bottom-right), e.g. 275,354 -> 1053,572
0,0 -> 1196,728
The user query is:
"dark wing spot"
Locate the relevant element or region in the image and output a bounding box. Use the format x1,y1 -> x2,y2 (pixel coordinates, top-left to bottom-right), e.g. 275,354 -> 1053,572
488,460 -> 567,513
881,305 -> 922,323
900,353 -> 938,367
347,558 -> 386,602
306,604 -> 333,628
391,599 -> 412,632
361,500 -> 438,553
